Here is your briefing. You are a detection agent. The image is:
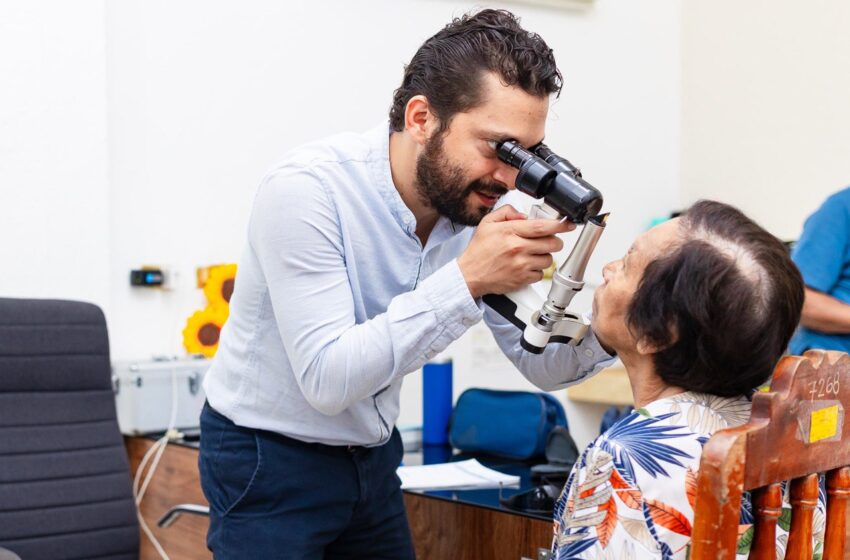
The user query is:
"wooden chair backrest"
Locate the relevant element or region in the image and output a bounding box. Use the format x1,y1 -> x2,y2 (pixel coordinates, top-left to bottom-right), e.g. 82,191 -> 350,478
691,350 -> 850,560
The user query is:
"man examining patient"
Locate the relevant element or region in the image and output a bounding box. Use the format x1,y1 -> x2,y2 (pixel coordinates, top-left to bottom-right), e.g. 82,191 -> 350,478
199,9 -> 616,558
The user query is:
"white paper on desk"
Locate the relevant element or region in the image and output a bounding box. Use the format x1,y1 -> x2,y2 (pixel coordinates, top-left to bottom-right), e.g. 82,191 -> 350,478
397,459 -> 520,491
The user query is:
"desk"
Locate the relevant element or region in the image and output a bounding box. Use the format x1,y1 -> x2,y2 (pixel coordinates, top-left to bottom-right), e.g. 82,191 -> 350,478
404,492 -> 551,560
125,437 -> 554,560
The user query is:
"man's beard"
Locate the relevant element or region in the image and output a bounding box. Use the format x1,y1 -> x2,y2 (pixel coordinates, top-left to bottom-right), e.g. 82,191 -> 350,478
414,132 -> 508,226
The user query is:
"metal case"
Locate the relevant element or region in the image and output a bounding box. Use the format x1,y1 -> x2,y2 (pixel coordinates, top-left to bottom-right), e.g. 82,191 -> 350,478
112,357 -> 211,435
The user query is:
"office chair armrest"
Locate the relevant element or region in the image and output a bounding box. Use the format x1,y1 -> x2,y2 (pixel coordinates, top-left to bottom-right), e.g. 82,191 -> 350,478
157,503 -> 211,528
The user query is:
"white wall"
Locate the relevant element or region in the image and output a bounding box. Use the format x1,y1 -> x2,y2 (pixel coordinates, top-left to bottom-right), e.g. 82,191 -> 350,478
681,0 -> 850,240
0,1 -> 111,309
2,0 -> 682,448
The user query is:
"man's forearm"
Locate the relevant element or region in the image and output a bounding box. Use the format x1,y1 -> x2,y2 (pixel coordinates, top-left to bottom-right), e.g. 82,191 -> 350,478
482,306 -> 616,391
800,287 -> 850,333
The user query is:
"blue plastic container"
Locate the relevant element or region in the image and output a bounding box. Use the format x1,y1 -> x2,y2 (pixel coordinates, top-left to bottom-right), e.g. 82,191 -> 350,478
422,358 -> 453,445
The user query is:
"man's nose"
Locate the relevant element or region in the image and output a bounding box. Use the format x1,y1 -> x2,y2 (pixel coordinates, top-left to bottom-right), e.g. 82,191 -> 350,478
492,164 -> 518,191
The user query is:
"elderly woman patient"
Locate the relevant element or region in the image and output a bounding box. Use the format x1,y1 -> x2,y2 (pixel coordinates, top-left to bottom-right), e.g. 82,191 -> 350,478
552,201 -> 824,559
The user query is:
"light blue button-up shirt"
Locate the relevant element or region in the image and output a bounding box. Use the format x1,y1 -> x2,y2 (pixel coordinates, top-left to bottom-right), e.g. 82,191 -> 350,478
203,122 -> 614,446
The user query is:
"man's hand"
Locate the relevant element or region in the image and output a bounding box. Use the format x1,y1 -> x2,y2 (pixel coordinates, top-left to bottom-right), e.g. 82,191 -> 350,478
458,205 -> 576,299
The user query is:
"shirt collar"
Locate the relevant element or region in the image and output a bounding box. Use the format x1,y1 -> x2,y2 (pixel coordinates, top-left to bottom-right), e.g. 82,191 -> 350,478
366,120 -> 470,241
366,121 -> 416,233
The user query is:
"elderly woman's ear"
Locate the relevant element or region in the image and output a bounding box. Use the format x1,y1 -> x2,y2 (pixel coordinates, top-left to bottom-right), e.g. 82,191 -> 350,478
635,322 -> 679,356
635,338 -> 659,355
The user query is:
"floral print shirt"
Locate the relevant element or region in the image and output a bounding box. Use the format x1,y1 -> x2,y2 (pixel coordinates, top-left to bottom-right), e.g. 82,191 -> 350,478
551,392 -> 826,559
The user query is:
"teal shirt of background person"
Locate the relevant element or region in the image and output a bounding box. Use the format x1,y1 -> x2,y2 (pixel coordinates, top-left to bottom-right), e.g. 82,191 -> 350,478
790,186 -> 850,354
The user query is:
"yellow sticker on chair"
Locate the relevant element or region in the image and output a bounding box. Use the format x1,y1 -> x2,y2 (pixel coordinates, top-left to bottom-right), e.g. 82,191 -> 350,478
810,405 -> 840,443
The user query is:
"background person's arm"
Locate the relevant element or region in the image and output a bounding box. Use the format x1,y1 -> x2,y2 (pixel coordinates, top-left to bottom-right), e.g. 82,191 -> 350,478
791,192 -> 850,335
800,287 -> 850,333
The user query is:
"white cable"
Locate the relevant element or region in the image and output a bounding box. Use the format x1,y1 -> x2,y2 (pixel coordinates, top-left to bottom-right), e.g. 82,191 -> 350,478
137,375 -> 178,502
135,437 -> 170,560
132,366 -> 180,560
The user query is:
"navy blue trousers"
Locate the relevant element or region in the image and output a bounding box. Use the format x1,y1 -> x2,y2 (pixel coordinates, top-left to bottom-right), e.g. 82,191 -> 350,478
199,403 -> 415,559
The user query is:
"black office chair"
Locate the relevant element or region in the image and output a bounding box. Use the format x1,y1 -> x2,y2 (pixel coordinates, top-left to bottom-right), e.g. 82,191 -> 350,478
0,298 -> 139,559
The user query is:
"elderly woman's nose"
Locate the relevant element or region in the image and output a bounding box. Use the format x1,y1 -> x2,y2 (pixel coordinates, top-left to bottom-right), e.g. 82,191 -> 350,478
602,261 -> 616,280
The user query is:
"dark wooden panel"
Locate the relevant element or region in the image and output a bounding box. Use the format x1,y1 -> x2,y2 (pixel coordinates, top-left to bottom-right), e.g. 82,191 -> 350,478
404,493 -> 552,560
125,437 -> 211,560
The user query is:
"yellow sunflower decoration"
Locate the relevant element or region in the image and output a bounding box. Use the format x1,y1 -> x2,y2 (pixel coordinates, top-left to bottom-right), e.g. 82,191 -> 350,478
183,263 -> 237,357
204,264 -> 237,310
182,306 -> 229,357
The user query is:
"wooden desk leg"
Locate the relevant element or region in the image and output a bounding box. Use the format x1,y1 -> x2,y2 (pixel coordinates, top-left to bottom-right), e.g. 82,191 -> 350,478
125,437 -> 212,560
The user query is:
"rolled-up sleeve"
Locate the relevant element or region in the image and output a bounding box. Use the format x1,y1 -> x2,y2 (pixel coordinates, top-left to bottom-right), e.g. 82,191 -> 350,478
250,167 -> 482,416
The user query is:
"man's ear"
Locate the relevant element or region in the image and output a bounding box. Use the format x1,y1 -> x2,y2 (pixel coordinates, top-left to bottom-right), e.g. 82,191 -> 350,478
404,95 -> 437,146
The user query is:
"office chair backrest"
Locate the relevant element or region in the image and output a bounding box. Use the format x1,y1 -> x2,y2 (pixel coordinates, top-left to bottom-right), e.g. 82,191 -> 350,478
691,350 -> 850,559
0,298 -> 139,559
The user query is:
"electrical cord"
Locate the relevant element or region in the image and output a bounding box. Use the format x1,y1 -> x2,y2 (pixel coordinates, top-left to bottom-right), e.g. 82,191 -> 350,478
132,367 -> 179,560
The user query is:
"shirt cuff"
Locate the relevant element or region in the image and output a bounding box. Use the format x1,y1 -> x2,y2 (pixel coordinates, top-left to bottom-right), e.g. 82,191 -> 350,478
580,329 -> 615,358
576,329 -> 617,375
418,259 -> 483,338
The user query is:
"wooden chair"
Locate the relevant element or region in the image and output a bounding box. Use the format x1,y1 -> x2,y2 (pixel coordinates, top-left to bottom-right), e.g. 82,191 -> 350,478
691,350 -> 850,559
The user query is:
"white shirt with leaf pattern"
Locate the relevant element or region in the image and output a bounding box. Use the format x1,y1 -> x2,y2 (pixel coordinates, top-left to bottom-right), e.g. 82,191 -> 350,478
552,391 -> 826,559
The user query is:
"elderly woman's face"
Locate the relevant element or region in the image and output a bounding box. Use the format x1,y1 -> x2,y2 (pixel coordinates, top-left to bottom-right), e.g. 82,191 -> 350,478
592,218 -> 681,354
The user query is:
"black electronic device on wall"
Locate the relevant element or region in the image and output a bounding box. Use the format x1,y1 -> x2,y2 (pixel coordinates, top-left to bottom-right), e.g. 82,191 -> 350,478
130,268 -> 165,287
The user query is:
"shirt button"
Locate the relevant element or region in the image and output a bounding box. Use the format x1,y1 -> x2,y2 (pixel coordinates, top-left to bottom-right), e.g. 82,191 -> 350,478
425,350 -> 436,360
462,317 -> 476,327
584,348 -> 594,358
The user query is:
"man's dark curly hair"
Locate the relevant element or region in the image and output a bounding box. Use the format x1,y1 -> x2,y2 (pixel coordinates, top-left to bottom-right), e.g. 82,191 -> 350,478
389,9 -> 562,133
627,200 -> 804,396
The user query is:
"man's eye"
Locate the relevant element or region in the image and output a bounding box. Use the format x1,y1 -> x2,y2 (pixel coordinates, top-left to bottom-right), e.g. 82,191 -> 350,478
486,140 -> 498,152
